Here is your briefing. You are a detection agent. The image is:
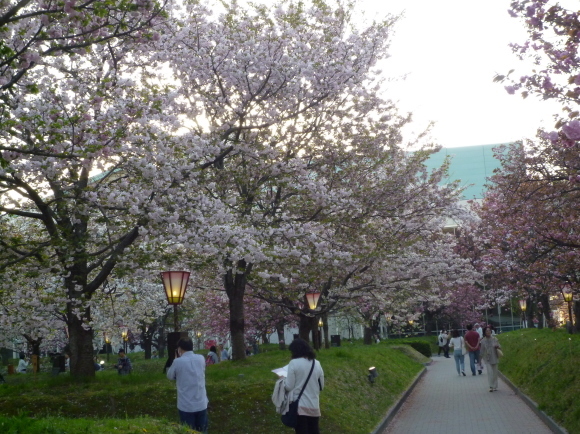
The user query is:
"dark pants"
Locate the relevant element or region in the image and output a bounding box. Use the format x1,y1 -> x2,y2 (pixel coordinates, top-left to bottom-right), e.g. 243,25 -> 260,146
179,408 -> 208,434
295,415 -> 319,434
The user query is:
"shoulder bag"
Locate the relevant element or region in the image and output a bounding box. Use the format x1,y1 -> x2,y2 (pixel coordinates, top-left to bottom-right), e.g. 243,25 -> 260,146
281,360 -> 315,428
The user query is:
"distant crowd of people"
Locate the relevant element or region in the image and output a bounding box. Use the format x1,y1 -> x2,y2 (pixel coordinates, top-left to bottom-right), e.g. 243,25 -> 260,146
438,323 -> 502,392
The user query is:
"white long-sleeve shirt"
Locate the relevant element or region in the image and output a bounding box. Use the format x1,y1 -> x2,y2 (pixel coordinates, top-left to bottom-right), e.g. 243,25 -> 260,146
284,357 -> 324,417
167,352 -> 208,413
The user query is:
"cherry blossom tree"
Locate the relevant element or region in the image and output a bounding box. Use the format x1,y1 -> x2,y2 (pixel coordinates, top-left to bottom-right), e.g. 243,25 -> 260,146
0,0 -> 166,92
464,1 -> 580,330
0,11 -> 233,374
147,0 -> 414,359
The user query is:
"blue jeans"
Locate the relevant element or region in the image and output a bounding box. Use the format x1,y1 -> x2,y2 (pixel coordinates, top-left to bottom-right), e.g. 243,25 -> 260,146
179,409 -> 208,433
468,350 -> 480,375
453,350 -> 465,374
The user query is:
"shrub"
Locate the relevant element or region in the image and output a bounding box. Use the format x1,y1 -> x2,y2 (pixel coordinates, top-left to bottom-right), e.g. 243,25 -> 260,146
408,342 -> 431,358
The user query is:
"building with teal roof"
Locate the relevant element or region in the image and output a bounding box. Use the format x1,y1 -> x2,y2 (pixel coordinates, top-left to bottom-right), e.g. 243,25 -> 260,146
425,143 -> 506,200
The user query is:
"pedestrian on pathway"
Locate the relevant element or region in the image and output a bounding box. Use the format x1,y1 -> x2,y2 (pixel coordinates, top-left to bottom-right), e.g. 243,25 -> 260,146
167,337 -> 209,433
437,330 -> 449,358
480,326 -> 502,392
284,338 -> 324,434
448,329 -> 466,376
475,322 -> 483,338
464,324 -> 482,376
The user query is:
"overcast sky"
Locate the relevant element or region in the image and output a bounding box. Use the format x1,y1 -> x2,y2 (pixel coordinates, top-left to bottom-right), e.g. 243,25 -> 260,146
356,0 -> 561,148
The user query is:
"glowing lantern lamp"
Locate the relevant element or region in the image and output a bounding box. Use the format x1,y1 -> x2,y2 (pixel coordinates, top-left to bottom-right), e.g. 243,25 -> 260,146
306,292 -> 321,310
518,299 -> 527,312
161,271 -> 191,332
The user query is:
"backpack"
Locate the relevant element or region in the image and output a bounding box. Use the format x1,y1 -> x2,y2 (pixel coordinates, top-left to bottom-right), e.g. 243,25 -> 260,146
205,354 -> 215,366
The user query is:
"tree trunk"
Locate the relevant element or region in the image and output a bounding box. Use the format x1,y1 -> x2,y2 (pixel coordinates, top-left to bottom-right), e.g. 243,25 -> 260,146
142,331 -> 152,359
276,320 -> 286,350
157,323 -> 166,358
363,326 -> 373,345
23,335 -> 42,373
298,315 -> 313,342
424,311 -> 435,336
526,299 -> 535,328
574,300 -> 580,333
224,260 -> 251,361
68,313 -> 95,377
311,320 -> 320,350
322,313 -> 329,349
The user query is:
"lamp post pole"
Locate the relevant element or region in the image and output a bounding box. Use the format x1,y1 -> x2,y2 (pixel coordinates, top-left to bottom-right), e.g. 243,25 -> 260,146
563,287 -> 574,333
121,328 -> 128,353
519,299 -> 527,329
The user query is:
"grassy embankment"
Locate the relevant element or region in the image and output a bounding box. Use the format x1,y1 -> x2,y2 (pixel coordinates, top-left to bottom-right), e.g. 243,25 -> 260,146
1,329 -> 577,434
0,342 -> 426,433
497,328 -> 580,433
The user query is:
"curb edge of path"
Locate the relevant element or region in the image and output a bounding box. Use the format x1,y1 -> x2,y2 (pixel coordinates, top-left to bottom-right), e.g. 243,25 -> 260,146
498,370 -> 568,434
370,363 -> 428,434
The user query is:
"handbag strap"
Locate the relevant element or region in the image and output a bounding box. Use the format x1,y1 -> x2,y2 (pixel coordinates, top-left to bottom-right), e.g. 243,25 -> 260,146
296,360 -> 315,403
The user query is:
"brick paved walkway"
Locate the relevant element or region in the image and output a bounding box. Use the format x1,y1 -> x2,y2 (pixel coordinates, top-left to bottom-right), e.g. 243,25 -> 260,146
382,356 -> 555,434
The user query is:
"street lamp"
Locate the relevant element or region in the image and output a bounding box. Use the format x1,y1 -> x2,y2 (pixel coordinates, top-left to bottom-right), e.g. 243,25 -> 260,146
519,299 -> 527,329
121,327 -> 128,353
563,286 -> 574,333
160,271 -> 191,332
368,366 -> 378,384
104,332 -> 111,361
306,292 -> 321,310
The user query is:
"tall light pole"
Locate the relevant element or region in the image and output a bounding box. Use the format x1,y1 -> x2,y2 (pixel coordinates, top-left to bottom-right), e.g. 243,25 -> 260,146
121,327 -> 128,353
563,286 -> 574,333
160,271 -> 191,369
519,299 -> 527,329
104,332 -> 111,362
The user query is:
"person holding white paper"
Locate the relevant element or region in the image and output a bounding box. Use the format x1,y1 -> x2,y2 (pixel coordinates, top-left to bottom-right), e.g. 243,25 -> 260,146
284,338 -> 324,434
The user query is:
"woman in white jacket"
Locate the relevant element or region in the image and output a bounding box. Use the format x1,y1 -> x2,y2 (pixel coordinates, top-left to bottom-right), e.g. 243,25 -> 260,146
448,329 -> 466,376
284,338 -> 324,434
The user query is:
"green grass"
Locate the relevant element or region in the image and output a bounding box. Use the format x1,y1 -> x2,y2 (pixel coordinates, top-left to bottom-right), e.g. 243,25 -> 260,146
497,328 -> 580,434
0,344 -> 423,433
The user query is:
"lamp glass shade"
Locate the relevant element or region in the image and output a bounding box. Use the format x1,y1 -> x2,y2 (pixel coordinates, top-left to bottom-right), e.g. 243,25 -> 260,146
161,271 -> 190,305
121,327 -> 128,339
306,292 -> 321,310
518,299 -> 527,311
563,290 -> 573,303
318,319 -> 323,327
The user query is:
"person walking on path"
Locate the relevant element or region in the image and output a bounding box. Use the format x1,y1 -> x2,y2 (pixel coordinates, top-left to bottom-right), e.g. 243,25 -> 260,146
167,337 -> 209,433
448,329 -> 466,376
284,338 -> 324,434
480,326 -> 502,392
464,323 -> 482,376
437,330 -> 449,358
383,356 -> 554,434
